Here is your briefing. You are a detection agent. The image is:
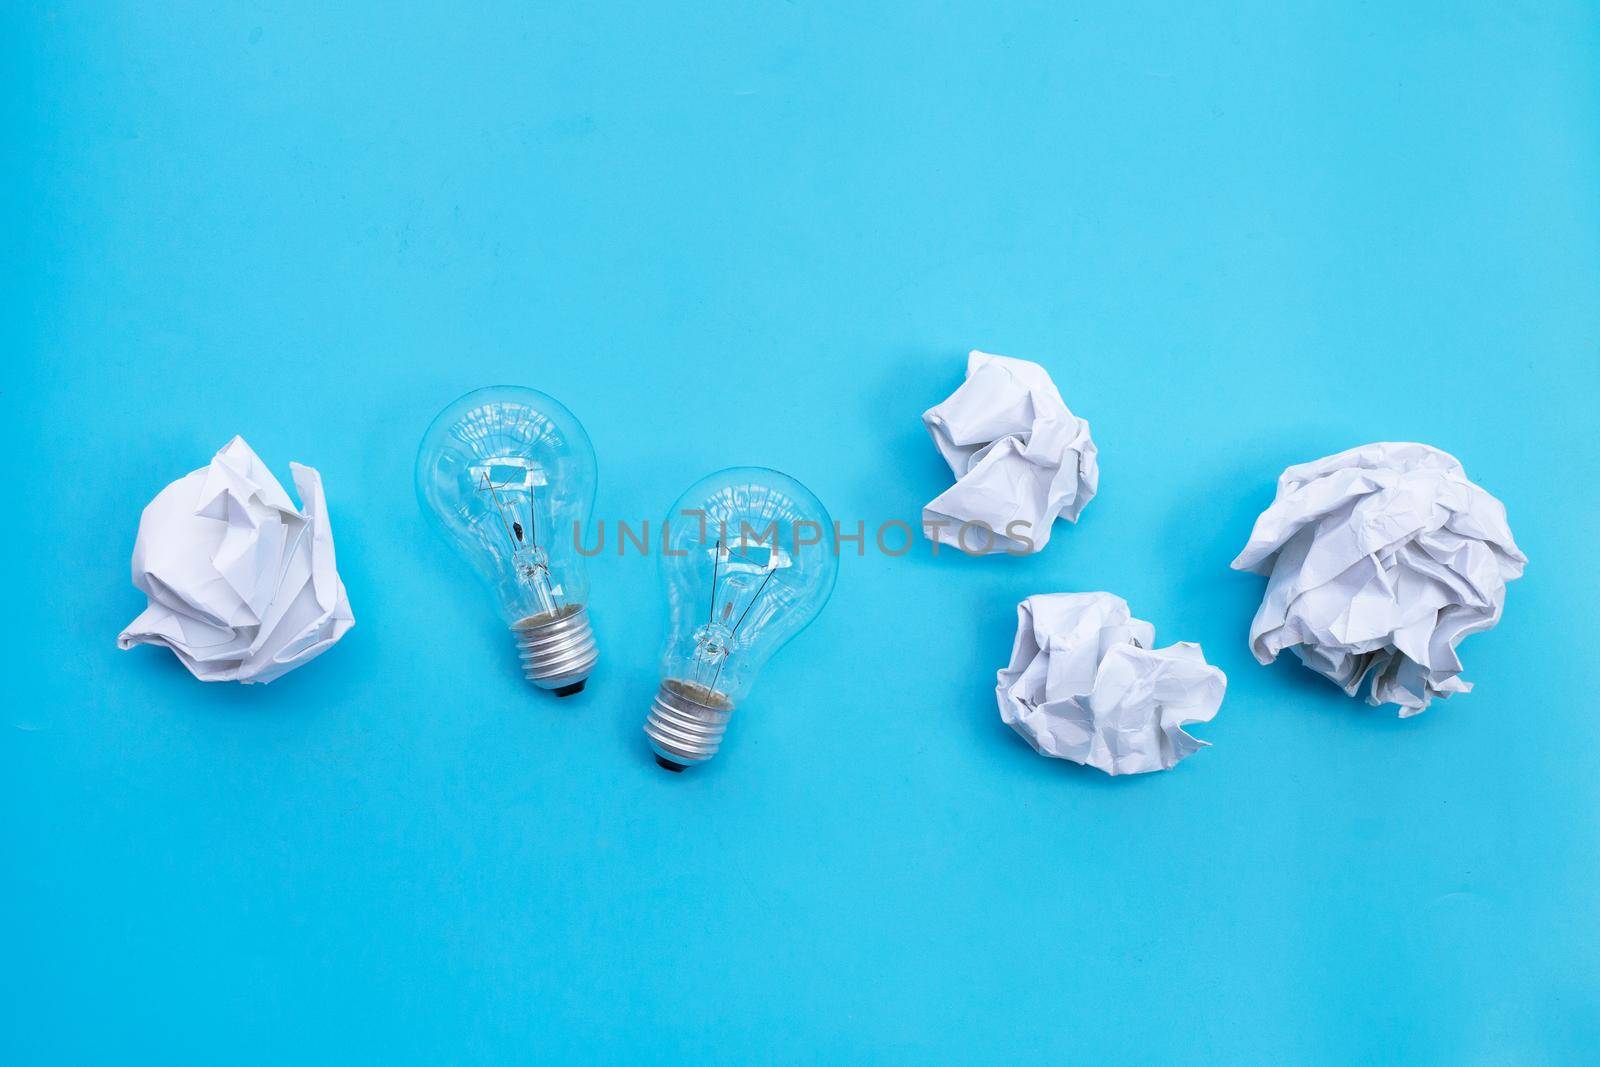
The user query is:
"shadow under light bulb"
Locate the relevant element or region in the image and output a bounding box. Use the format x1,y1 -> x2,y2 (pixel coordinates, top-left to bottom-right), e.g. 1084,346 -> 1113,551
645,467 -> 839,770
415,385 -> 600,695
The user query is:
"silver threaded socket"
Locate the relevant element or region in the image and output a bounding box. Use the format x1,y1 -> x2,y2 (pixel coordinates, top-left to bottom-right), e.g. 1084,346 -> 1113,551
513,604 -> 598,695
645,679 -> 735,770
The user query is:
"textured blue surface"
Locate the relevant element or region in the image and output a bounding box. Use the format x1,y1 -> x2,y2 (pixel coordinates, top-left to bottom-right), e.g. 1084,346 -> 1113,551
5,4 -> 1599,1063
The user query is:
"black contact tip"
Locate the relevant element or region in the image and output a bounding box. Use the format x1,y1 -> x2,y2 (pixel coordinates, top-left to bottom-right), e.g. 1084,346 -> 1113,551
553,681 -> 586,698
654,755 -> 688,773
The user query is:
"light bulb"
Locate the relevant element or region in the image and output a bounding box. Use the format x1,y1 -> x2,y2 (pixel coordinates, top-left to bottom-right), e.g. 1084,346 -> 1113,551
415,386 -> 600,695
644,467 -> 839,770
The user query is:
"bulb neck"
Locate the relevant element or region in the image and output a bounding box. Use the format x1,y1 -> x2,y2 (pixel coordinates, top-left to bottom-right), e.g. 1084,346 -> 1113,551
645,679 -> 735,770
513,605 -> 598,694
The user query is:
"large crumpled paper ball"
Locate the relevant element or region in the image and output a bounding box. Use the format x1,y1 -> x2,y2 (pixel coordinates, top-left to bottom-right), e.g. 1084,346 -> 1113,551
922,350 -> 1098,555
996,592 -> 1226,775
118,436 -> 355,684
1231,442 -> 1525,716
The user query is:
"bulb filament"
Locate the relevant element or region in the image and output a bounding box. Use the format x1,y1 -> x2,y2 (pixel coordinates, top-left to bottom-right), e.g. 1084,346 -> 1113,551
691,538 -> 780,694
477,468 -> 557,617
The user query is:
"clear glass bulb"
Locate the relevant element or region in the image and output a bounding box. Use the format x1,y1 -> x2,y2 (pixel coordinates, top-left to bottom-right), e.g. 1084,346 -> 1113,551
415,386 -> 600,695
644,466 -> 839,770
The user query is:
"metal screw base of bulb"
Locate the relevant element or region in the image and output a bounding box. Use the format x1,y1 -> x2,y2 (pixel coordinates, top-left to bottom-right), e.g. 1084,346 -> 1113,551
513,605 -> 598,693
645,679 -> 735,770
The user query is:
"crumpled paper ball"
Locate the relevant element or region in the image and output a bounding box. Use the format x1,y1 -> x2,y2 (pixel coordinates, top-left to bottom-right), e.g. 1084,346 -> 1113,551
923,350 -> 1098,555
118,436 -> 355,684
996,592 -> 1226,775
1231,442 -> 1525,716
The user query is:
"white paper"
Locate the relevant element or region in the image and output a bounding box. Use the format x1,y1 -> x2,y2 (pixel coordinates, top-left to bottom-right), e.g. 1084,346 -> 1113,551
117,436 -> 355,684
996,592 -> 1226,775
922,350 -> 1098,555
1231,442 -> 1525,716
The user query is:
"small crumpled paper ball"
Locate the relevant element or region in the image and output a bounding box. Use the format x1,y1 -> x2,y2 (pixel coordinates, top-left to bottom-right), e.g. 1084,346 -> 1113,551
117,436 -> 355,684
922,350 -> 1098,555
1231,442 -> 1525,716
996,593 -> 1226,775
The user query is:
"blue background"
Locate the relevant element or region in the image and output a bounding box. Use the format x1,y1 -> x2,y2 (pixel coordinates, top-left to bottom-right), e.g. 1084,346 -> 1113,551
6,3 -> 1598,1063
